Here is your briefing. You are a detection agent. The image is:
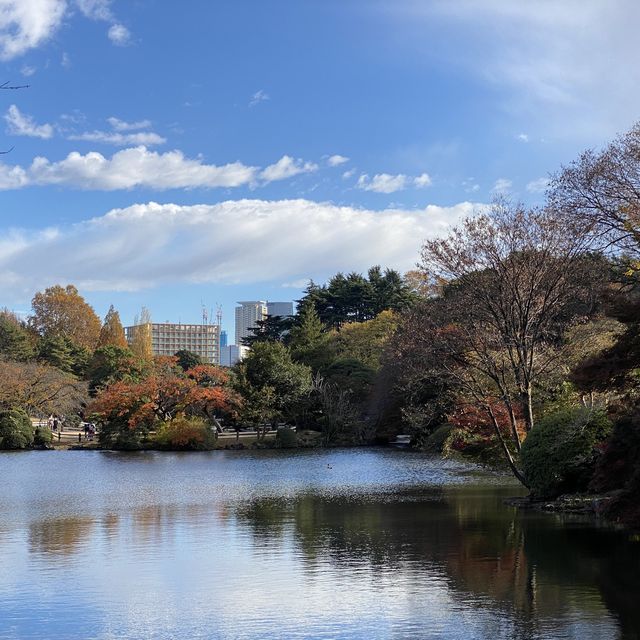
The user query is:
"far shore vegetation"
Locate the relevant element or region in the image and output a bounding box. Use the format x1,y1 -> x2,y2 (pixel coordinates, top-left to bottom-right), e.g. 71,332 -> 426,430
2,122 -> 640,528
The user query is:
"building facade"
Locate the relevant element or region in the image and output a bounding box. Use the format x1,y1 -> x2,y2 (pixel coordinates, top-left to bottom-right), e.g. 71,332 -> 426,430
125,322 -> 221,364
219,344 -> 249,367
234,301 -> 267,345
266,301 -> 294,318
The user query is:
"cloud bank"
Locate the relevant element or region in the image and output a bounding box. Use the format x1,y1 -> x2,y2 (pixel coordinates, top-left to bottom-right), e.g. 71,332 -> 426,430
0,199 -> 477,298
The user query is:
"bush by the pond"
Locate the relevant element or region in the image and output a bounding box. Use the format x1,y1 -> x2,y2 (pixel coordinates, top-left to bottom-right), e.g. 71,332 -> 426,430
154,416 -> 217,451
0,408 -> 34,449
521,407 -> 612,498
33,425 -> 53,447
276,426 -> 298,448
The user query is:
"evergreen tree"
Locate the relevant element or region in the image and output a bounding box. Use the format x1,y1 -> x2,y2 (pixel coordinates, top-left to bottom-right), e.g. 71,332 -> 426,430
97,305 -> 128,349
175,349 -> 203,371
38,334 -> 90,377
289,302 -> 331,370
242,315 -> 294,347
0,311 -> 35,361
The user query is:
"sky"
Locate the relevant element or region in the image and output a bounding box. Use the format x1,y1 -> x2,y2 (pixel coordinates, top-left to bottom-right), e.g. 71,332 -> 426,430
1,0 -> 639,339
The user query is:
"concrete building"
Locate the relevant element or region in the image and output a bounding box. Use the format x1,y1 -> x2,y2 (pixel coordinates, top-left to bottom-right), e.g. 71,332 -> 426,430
234,301 -> 267,345
266,301 -> 294,318
125,322 -> 220,364
220,344 -> 248,367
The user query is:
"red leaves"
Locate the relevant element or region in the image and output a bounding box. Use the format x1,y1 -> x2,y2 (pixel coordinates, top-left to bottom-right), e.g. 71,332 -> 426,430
89,362 -> 238,429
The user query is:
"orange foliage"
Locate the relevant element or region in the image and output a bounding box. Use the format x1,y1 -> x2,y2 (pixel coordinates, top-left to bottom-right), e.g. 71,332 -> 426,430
89,362 -> 239,429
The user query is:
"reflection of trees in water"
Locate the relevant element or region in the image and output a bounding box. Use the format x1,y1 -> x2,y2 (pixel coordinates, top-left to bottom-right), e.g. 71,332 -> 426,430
232,486 -> 640,636
29,517 -> 95,556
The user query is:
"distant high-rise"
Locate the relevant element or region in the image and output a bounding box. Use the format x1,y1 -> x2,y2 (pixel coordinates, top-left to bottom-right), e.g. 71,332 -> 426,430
266,301 -> 294,318
235,301 -> 267,345
220,344 -> 248,367
220,329 -> 228,348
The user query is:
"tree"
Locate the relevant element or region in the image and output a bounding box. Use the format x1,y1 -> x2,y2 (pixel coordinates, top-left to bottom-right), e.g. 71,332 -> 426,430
421,201 -> 600,437
38,334 -> 90,377
87,345 -> 144,393
288,302 -> 330,369
549,121 -> 640,258
0,360 -> 88,417
129,306 -> 153,362
97,305 -> 128,348
0,310 -> 35,361
234,342 -> 312,438
30,284 -> 101,350
297,267 -> 416,329
328,310 -> 398,370
419,202 -> 604,485
175,349 -> 203,371
242,315 -> 294,347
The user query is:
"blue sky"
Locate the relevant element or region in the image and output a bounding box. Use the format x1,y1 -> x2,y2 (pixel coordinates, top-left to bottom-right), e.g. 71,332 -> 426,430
1,0 -> 638,338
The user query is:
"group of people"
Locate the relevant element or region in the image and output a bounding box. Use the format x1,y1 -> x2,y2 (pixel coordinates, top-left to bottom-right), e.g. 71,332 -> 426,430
81,422 -> 96,442
47,415 -> 64,432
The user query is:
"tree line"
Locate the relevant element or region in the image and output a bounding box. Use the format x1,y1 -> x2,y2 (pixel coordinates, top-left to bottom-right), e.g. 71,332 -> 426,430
1,122 -> 640,528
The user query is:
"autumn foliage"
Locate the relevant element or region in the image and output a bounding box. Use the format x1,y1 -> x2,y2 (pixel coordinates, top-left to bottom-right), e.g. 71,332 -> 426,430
88,357 -> 240,448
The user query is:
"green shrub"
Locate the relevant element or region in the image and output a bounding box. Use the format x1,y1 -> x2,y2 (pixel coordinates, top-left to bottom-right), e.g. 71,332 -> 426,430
276,426 -> 298,448
154,416 -> 217,451
33,426 -> 52,446
521,407 -> 612,498
0,409 -> 34,449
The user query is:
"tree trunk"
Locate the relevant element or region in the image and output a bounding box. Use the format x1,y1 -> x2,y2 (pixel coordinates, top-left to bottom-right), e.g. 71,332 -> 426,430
486,404 -> 528,487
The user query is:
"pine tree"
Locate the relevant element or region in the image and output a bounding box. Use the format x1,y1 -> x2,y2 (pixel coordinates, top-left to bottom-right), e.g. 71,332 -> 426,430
289,302 -> 330,369
97,305 -> 128,349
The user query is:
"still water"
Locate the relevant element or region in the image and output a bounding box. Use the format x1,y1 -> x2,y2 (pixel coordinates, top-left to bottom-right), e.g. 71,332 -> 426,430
0,448 -> 638,639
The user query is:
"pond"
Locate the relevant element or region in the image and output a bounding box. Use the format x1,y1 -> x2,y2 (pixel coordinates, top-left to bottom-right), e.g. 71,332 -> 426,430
0,448 -> 638,639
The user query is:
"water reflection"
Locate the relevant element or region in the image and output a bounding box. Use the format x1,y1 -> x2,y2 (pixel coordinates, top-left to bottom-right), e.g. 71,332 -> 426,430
0,449 -> 637,639
230,486 -> 640,638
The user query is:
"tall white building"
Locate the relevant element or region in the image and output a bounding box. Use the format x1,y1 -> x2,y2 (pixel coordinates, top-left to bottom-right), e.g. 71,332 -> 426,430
125,322 -> 220,364
234,301 -> 267,345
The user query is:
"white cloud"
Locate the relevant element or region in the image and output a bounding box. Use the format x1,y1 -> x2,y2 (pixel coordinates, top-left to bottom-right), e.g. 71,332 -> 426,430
107,117 -> 152,131
526,177 -> 549,194
0,199 -> 477,296
357,171 -> 432,193
414,172 -> 432,188
20,64 -> 36,77
0,147 -> 322,190
342,168 -> 356,179
327,154 -> 349,167
357,173 -> 408,194
491,178 -> 512,194
107,22 -> 130,46
394,1 -> 640,139
75,0 -> 130,46
517,133 -> 529,142
249,89 -> 269,107
68,130 -> 166,146
0,0 -> 66,60
61,51 -> 71,68
4,105 -> 54,139
260,155 -> 318,183
75,0 -> 112,21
